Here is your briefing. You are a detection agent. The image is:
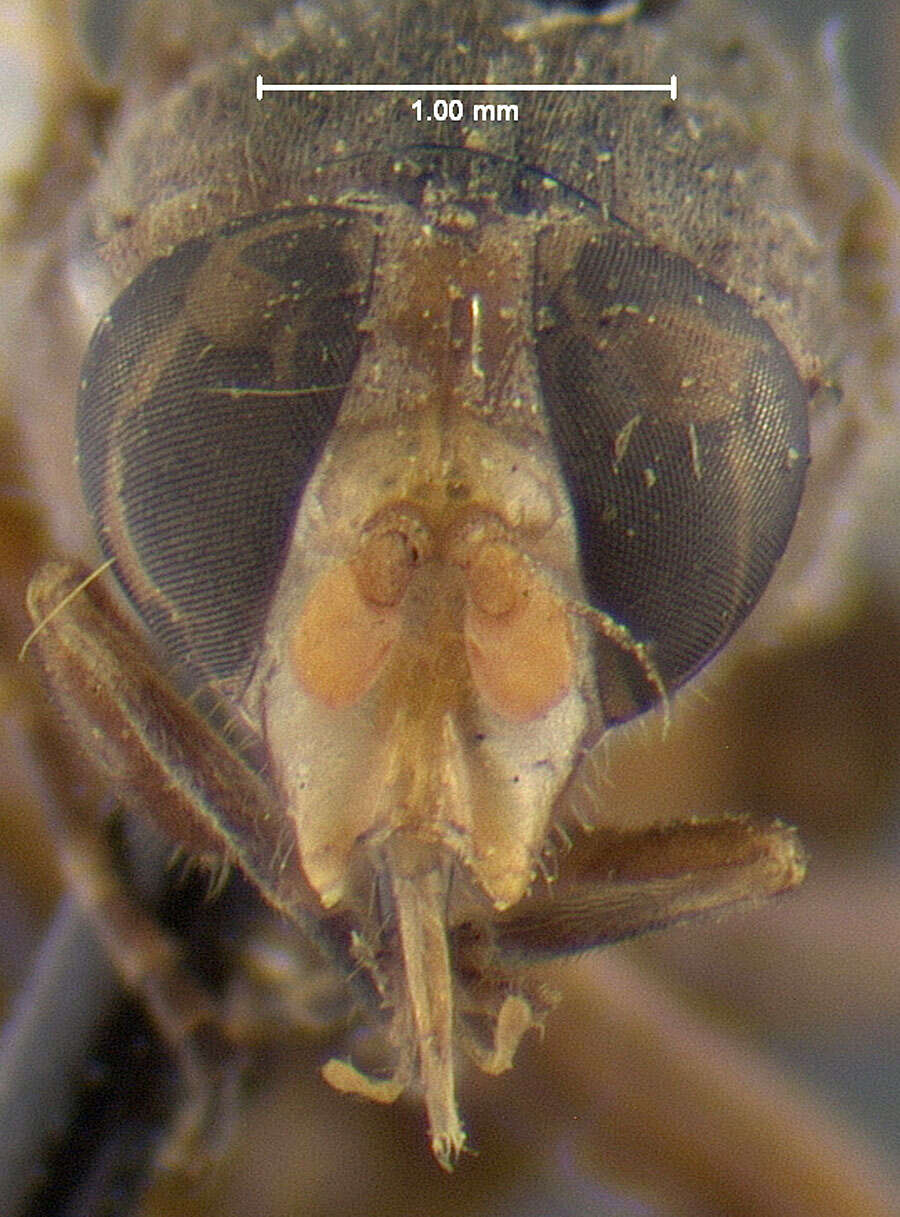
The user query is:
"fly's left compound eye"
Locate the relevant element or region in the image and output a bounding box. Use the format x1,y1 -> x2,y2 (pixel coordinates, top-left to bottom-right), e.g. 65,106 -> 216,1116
77,206 -> 376,683
535,222 -> 811,722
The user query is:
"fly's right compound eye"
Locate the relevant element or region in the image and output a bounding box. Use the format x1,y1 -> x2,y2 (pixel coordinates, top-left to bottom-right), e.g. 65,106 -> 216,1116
76,206 -> 377,685
535,222 -> 810,723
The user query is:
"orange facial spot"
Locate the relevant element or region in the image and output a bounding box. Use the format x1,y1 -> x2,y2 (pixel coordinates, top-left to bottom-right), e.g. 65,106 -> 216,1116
290,562 -> 401,709
464,542 -> 574,723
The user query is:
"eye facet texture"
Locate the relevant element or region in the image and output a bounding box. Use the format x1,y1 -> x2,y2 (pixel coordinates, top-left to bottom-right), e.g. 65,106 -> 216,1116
535,223 -> 810,717
78,207 -> 375,679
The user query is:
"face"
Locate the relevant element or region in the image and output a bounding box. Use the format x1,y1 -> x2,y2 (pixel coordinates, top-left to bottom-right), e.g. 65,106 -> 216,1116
1,0 -> 897,1209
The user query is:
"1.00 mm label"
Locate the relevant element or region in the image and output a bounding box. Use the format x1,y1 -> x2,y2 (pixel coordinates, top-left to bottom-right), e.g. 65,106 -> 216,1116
411,98 -> 519,122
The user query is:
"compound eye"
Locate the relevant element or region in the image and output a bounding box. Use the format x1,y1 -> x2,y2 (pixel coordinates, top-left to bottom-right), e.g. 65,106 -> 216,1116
535,224 -> 810,722
77,207 -> 376,682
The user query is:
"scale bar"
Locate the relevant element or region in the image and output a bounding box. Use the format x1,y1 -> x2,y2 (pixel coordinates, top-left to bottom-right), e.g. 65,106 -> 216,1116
256,75 -> 678,102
